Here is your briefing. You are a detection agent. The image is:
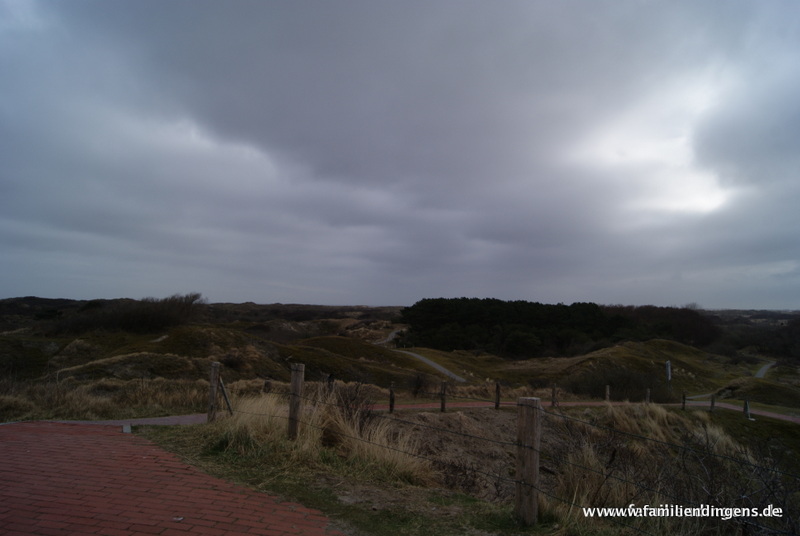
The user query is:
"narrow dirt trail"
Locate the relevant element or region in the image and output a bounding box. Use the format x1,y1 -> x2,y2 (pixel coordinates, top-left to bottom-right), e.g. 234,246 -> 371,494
58,399 -> 797,429
393,349 -> 467,382
755,360 -> 777,379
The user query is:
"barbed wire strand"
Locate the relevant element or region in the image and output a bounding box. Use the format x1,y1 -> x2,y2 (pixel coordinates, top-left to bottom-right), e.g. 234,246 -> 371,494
413,389 -> 499,404
235,405 -> 655,498
238,388 -> 800,482
223,402 -> 792,535
227,406 -> 659,535
228,406 -> 517,491
297,392 -> 521,449
234,397 -> 677,505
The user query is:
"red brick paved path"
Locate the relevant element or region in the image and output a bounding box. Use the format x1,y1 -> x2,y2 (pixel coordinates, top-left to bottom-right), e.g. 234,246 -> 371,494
0,422 -> 347,536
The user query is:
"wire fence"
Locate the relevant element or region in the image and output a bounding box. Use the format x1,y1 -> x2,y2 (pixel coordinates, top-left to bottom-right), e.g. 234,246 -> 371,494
212,368 -> 799,535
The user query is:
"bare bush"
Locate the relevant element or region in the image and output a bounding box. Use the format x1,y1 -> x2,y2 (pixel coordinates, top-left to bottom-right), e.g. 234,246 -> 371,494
49,293 -> 206,334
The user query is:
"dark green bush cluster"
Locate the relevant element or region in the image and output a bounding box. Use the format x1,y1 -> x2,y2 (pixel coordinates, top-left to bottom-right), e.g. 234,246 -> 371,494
718,317 -> 800,361
49,293 -> 206,334
400,298 -> 720,358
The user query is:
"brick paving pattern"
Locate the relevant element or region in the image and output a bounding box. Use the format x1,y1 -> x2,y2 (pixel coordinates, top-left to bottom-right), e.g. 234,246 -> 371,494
0,422 -> 347,536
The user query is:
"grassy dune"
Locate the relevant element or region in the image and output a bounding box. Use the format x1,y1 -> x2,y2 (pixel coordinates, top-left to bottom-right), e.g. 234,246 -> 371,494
3,299 -> 799,535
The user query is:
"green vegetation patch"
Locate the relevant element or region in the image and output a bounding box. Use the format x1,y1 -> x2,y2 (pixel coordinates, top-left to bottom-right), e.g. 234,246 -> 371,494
553,340 -> 754,398
400,347 -> 507,383
696,410 -> 800,476
300,336 -> 409,364
274,340 -> 422,387
719,377 -> 800,409
56,352 -> 206,381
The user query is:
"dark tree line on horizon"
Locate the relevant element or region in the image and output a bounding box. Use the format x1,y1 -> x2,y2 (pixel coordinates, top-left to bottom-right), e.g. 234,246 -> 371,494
398,298 -> 723,358
3,294 -> 799,360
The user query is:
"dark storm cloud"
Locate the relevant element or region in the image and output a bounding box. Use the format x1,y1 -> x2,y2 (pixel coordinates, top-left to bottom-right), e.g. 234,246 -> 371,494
49,1 -> 737,185
2,0 -> 800,307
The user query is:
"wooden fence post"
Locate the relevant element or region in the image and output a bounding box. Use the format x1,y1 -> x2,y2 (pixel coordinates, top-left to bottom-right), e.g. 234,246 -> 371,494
551,384 -> 558,408
288,363 -> 305,440
645,388 -> 651,404
710,394 -> 716,413
389,382 -> 395,414
744,398 -> 752,420
605,385 -> 610,402
326,373 -> 335,393
440,381 -> 447,412
495,382 -> 501,410
219,377 -> 234,416
207,361 -> 220,423
515,397 -> 542,526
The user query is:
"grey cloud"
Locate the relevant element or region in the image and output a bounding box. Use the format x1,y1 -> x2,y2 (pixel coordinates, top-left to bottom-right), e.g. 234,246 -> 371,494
50,1 -> 742,186
696,82 -> 800,187
2,1 -> 800,307
693,6 -> 800,187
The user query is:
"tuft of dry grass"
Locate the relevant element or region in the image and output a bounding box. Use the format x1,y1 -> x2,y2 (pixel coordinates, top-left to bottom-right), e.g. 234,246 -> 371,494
544,403 -> 799,535
207,382 -> 434,486
603,402 -> 680,443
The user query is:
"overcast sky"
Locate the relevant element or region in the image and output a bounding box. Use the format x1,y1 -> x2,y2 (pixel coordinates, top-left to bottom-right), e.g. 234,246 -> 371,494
2,1 -> 800,309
